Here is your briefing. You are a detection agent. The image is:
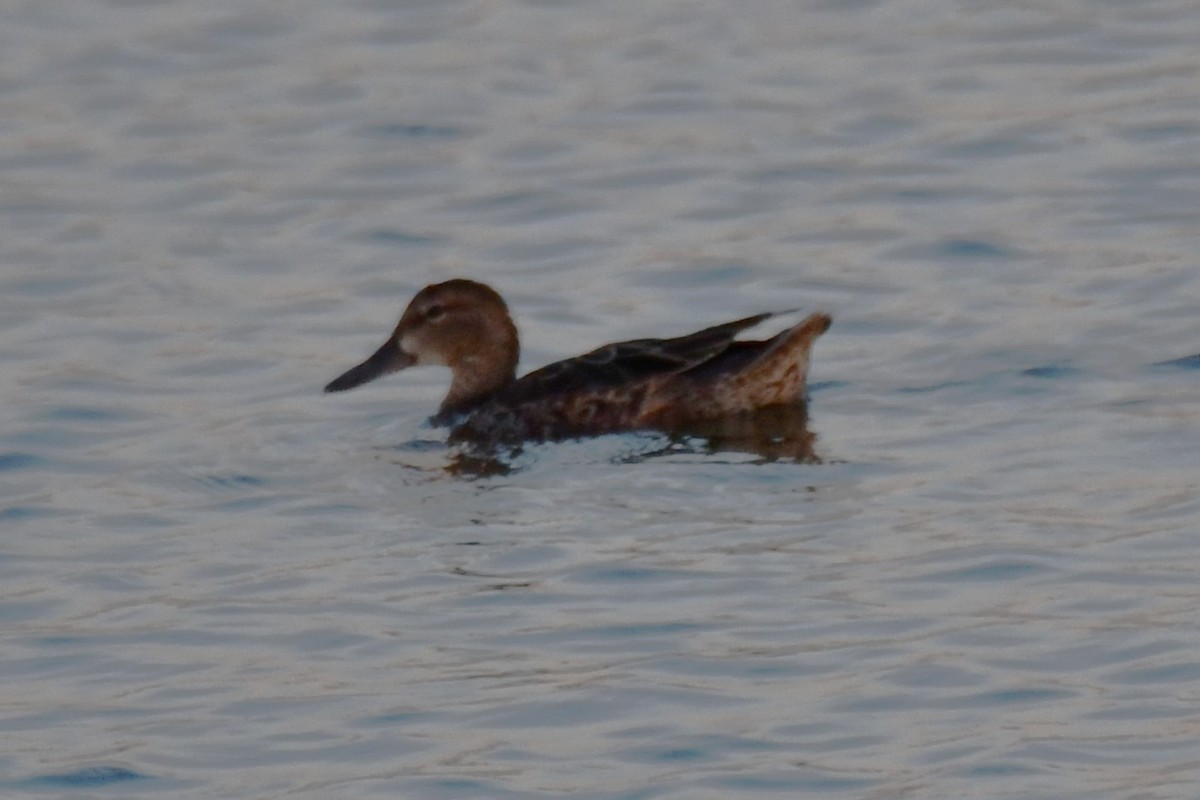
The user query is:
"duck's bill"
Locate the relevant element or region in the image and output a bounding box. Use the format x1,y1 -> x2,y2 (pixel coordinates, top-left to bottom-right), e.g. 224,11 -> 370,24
324,339 -> 415,393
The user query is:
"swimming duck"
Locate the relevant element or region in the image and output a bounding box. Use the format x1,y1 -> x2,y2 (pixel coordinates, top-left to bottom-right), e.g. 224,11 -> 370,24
325,279 -> 830,446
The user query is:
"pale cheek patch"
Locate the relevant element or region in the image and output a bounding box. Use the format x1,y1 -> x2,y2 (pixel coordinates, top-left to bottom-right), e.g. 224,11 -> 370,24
399,334 -> 444,366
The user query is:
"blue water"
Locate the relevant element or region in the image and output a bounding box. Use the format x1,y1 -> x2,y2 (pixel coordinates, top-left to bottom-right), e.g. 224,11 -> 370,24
2,1 -> 1199,798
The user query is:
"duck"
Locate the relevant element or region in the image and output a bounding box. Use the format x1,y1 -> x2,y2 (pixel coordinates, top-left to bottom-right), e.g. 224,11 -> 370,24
324,279 -> 831,446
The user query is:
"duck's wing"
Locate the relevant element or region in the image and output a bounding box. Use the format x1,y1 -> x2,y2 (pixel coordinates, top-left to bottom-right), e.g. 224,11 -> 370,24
498,312 -> 781,403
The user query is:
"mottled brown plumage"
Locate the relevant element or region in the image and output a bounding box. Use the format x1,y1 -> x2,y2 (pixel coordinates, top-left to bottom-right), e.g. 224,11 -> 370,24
325,279 -> 831,446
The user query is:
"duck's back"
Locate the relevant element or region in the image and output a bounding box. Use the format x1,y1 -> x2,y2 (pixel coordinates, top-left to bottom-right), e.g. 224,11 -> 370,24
448,311 -> 831,445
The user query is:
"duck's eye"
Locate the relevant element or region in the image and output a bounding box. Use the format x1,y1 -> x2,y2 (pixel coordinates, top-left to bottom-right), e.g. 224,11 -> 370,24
425,304 -> 445,321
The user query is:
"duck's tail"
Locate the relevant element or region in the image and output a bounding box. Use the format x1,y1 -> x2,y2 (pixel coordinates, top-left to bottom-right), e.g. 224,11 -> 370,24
734,311 -> 832,408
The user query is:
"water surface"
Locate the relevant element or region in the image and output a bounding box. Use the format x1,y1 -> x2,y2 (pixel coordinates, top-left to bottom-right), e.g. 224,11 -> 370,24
2,1 -> 1199,798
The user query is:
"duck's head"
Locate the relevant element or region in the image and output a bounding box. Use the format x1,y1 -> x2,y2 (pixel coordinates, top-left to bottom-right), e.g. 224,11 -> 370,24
324,279 -> 520,416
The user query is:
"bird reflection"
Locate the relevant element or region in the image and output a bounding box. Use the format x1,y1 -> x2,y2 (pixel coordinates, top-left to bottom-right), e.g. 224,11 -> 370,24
439,401 -> 819,478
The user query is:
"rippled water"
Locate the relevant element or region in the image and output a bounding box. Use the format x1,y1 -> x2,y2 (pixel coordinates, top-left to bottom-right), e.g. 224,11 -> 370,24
3,1 -> 1199,797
